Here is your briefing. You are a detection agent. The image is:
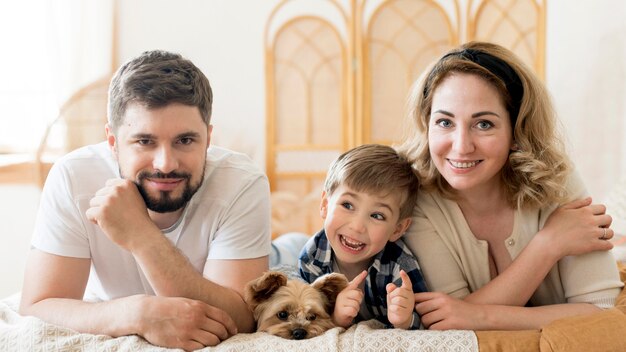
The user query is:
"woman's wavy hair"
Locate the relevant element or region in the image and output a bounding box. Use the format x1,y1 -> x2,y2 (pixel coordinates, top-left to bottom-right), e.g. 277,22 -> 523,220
398,41 -> 572,209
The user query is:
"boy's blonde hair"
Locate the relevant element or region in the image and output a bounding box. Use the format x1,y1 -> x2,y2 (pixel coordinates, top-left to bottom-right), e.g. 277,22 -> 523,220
399,41 -> 571,209
324,144 -> 420,219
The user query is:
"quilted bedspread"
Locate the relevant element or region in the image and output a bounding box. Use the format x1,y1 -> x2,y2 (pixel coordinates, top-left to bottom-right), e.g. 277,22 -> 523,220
0,293 -> 478,352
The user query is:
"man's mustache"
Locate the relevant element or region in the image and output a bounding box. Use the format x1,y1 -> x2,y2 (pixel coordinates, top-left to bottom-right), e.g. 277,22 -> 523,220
136,170 -> 191,180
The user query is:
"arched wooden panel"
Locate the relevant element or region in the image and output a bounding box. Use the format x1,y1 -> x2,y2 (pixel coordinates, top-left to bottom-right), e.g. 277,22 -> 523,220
362,0 -> 458,146
266,16 -> 347,235
468,0 -> 545,78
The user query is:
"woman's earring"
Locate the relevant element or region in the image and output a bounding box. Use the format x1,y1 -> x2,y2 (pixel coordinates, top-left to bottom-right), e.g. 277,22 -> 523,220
510,143 -> 520,152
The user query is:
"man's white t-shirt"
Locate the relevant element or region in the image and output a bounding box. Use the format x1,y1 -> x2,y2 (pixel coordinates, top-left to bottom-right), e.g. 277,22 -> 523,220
31,142 -> 271,301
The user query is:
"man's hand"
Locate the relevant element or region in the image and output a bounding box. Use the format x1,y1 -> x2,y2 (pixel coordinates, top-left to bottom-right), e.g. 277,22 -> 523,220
386,270 -> 415,329
332,270 -> 367,328
86,179 -> 157,249
135,295 -> 238,351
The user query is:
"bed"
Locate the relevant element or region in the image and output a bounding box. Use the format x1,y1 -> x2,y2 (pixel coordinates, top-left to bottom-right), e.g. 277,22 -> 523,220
1,263 -> 625,352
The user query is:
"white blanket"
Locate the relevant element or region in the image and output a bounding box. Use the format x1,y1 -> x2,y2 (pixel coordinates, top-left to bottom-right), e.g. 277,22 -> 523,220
0,294 -> 478,351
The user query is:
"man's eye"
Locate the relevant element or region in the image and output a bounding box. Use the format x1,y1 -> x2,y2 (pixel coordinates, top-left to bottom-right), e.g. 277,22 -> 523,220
179,137 -> 193,145
137,139 -> 152,145
277,311 -> 289,320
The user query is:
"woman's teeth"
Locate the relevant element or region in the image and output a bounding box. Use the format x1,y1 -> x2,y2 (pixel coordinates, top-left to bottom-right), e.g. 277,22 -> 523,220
449,160 -> 479,168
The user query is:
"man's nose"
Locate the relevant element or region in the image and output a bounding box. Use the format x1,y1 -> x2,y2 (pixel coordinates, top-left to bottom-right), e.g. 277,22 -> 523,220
152,146 -> 179,173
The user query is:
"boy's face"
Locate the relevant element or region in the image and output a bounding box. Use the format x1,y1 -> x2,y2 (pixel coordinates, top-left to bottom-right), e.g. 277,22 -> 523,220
320,184 -> 412,273
106,102 -> 211,214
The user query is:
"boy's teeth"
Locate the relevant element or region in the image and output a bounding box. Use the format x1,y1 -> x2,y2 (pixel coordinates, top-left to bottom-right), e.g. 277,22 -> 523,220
341,235 -> 364,250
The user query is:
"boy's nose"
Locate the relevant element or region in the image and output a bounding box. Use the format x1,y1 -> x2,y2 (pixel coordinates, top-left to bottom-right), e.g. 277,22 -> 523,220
349,217 -> 366,233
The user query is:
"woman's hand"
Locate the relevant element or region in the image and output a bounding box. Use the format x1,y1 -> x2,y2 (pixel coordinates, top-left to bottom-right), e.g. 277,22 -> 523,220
539,197 -> 614,260
414,292 -> 486,330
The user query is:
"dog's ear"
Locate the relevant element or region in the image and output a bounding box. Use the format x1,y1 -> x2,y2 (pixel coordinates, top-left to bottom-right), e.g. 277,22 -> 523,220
311,273 -> 349,312
244,271 -> 288,310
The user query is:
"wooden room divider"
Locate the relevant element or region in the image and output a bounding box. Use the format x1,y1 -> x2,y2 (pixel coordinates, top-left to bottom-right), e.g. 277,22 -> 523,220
266,0 -> 545,236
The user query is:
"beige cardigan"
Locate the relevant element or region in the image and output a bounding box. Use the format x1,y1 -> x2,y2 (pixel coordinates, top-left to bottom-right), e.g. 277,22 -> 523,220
405,172 -> 623,308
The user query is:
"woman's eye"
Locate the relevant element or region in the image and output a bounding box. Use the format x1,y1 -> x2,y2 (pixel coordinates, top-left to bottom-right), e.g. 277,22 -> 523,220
341,202 -> 354,210
277,311 -> 289,320
476,120 -> 494,130
371,213 -> 385,221
435,119 -> 452,128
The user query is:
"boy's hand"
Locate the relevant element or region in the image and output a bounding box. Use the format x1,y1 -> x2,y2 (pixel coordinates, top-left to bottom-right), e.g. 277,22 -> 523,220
386,270 -> 415,329
332,270 -> 367,328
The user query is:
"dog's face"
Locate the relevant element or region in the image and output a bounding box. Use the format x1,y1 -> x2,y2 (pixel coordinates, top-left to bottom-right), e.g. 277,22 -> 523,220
244,271 -> 348,340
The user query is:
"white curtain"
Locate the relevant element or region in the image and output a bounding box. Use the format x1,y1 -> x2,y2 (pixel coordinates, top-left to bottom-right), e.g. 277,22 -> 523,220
0,0 -> 113,153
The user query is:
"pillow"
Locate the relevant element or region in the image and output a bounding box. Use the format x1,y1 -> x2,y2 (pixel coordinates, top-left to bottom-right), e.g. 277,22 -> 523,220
539,262 -> 626,352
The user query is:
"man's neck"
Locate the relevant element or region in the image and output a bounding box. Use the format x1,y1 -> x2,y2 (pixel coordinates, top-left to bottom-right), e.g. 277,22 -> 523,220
148,208 -> 184,230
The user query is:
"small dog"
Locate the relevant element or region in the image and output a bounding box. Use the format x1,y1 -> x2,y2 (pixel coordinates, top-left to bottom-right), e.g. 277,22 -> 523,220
244,270 -> 348,340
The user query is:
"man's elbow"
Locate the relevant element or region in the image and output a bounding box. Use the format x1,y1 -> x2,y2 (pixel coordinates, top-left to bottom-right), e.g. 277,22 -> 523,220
18,296 -> 42,316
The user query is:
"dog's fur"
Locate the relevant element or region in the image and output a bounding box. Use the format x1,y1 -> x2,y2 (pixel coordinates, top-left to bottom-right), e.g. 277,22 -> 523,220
244,271 -> 348,340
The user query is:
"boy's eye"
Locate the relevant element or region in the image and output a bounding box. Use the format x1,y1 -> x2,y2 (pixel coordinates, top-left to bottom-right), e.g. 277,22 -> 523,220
341,202 -> 354,210
371,213 -> 385,221
277,311 -> 289,320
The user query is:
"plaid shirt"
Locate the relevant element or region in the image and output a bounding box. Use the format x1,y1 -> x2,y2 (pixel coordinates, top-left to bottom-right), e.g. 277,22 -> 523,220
299,229 -> 428,329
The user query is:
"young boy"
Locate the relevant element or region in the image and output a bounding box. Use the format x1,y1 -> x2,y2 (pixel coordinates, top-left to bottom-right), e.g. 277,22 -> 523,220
299,144 -> 427,330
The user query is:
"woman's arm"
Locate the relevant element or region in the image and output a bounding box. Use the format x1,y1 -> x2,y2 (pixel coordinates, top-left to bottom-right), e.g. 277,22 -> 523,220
463,198 -> 614,306
406,195 -> 614,307
415,291 -> 602,330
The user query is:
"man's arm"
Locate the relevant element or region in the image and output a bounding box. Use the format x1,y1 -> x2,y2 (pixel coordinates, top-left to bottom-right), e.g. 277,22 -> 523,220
129,230 -> 267,332
86,177 -> 271,333
19,249 -> 236,350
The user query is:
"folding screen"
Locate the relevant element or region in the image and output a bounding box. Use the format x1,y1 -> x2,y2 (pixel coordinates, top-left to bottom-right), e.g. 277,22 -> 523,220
266,0 -> 545,236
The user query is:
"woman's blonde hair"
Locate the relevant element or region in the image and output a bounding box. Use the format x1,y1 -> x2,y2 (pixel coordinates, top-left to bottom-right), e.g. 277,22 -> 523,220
399,41 -> 571,209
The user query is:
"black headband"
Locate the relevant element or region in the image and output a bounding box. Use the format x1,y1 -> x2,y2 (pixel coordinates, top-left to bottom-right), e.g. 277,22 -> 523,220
427,48 -> 524,129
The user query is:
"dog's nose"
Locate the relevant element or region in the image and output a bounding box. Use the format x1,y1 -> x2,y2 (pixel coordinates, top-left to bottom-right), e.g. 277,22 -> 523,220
292,328 -> 308,340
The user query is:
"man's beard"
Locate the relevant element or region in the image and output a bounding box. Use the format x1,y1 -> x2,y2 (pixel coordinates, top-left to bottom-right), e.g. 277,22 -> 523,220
127,168 -> 205,213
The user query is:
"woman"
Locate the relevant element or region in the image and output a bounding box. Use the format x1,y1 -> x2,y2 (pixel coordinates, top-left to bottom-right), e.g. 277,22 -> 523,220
401,41 -> 623,330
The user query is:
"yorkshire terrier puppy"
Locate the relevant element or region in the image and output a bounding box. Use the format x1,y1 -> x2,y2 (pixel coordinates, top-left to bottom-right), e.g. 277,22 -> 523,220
244,271 -> 348,340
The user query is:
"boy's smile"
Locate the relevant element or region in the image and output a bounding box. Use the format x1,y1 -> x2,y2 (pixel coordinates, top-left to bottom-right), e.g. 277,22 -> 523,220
320,184 -> 411,274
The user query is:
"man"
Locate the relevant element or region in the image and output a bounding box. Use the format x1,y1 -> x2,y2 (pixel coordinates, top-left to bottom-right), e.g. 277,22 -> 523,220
19,50 -> 271,350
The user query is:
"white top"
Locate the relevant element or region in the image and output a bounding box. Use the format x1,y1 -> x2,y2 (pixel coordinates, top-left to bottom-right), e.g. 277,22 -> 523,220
405,172 -> 623,308
31,142 -> 271,301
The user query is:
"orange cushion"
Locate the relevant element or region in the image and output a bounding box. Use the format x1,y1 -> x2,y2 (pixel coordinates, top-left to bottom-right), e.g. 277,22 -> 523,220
478,262 -> 626,352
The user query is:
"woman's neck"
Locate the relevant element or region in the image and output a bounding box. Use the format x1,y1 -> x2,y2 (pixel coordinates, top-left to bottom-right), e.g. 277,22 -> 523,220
455,183 -> 511,216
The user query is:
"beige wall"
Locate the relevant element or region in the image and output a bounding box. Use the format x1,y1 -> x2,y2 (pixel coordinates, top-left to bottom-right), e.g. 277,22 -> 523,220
1,0 -> 625,297
546,0 -> 626,199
